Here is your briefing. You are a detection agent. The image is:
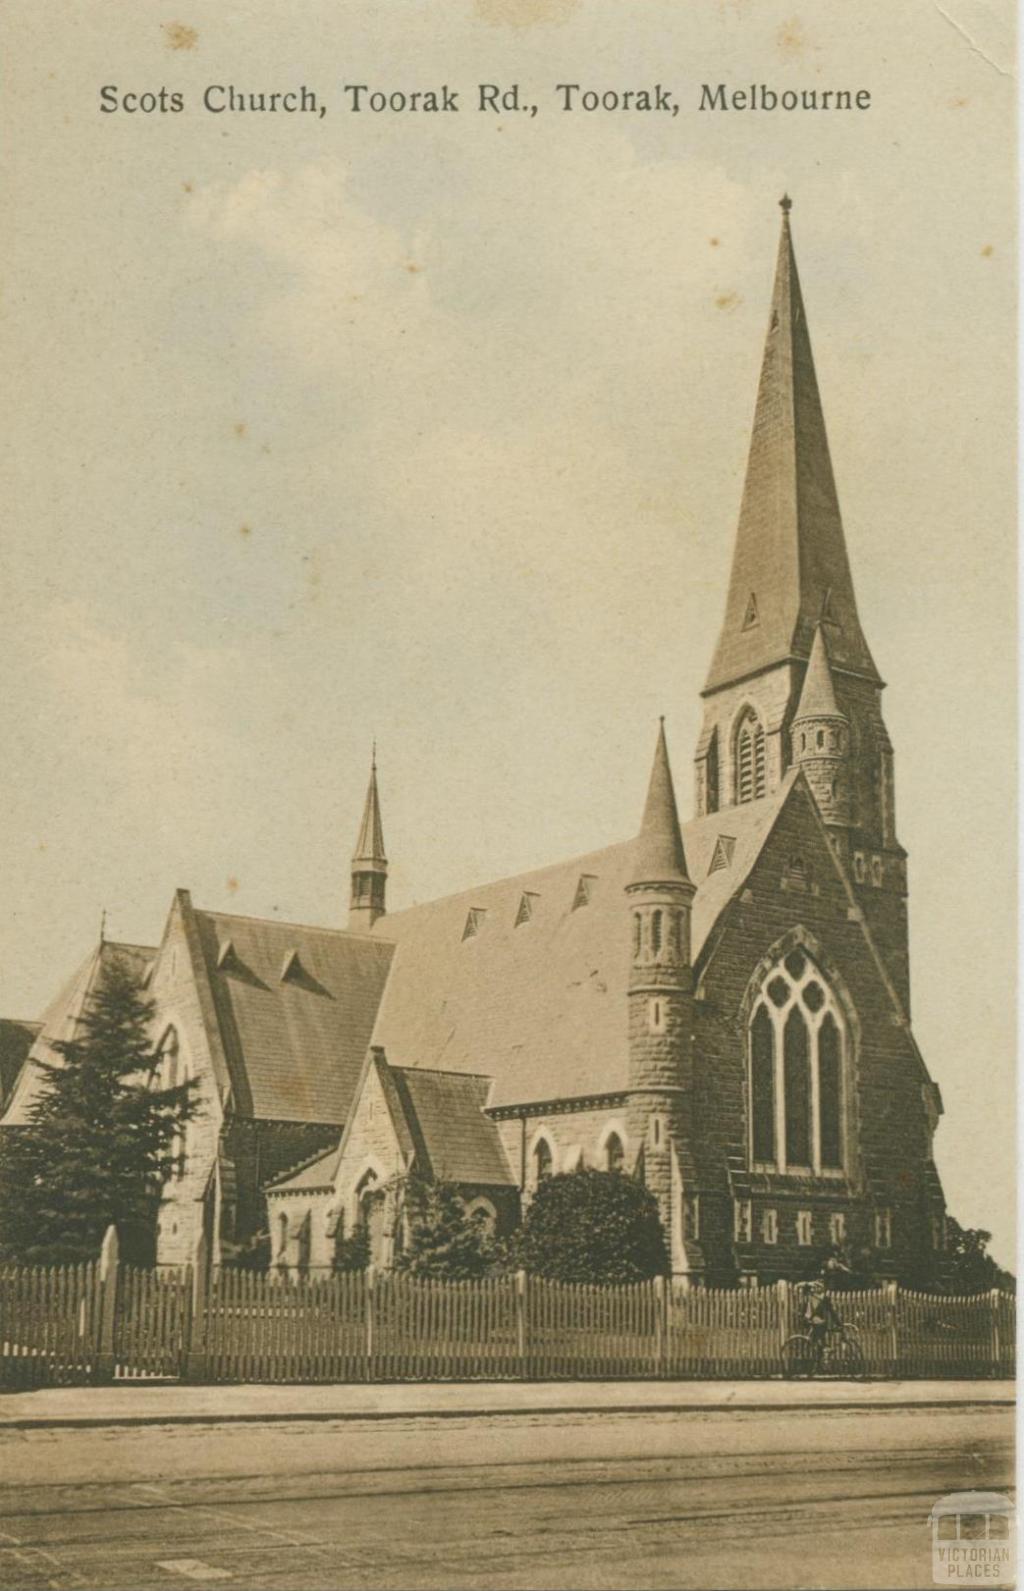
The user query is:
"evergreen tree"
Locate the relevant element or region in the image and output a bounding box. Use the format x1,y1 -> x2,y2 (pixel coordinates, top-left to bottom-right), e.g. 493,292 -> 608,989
0,955 -> 197,1266
514,1168 -> 668,1283
943,1218 -> 1015,1294
395,1177 -> 501,1280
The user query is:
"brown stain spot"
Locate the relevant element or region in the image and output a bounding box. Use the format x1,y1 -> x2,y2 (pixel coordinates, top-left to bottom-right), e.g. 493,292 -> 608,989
950,96 -> 969,108
182,181 -> 193,194
164,22 -> 198,50
239,524 -> 252,538
715,291 -> 741,313
405,263 -> 421,274
234,422 -> 247,438
474,0 -> 576,26
226,876 -> 239,894
709,237 -> 720,248
981,244 -> 994,257
776,18 -> 807,60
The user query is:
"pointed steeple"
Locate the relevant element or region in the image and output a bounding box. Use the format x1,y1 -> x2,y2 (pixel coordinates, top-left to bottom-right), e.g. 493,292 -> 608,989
794,623 -> 845,723
629,721 -> 692,887
349,748 -> 388,929
705,196 -> 879,693
352,746 -> 386,867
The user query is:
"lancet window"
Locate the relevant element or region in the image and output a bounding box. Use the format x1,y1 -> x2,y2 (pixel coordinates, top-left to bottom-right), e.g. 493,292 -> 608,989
748,948 -> 847,1175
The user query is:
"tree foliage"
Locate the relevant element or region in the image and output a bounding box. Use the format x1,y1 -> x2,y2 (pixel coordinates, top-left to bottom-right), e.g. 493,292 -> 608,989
943,1218 -> 1015,1294
514,1168 -> 668,1284
0,956 -> 198,1266
394,1178 -> 501,1280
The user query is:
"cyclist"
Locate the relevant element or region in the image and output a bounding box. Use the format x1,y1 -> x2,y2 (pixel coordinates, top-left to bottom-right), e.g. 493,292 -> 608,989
801,1248 -> 851,1360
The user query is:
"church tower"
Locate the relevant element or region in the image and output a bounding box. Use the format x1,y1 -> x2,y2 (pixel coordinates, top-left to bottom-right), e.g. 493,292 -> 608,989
626,721 -> 696,1257
349,749 -> 387,930
695,197 -> 910,1010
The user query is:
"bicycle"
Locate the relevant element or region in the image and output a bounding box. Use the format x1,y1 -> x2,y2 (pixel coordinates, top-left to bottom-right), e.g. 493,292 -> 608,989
781,1319 -> 866,1379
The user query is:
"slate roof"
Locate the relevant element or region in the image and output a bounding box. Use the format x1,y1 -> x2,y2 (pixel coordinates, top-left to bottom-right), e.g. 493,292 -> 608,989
369,784 -> 788,1109
269,1057 -> 514,1193
1,941 -> 157,1127
191,908 -> 395,1124
266,1145 -> 339,1195
389,1066 -> 514,1185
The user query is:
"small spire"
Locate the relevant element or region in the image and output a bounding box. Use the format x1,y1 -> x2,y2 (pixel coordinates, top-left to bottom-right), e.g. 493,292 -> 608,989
99,908 -> 107,945
780,192 -> 793,215
352,748 -> 387,866
350,747 -> 388,929
629,721 -> 692,887
794,624 -> 846,722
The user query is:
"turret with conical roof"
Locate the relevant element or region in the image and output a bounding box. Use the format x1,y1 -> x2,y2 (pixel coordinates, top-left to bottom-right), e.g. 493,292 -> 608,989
793,624 -> 851,828
349,749 -> 388,929
625,723 -> 698,1274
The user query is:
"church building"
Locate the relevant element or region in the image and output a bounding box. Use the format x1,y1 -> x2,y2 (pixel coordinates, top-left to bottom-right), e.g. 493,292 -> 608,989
1,199 -> 949,1287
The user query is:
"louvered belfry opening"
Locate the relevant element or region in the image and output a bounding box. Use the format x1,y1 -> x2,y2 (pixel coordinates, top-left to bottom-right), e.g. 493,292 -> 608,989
735,711 -> 766,804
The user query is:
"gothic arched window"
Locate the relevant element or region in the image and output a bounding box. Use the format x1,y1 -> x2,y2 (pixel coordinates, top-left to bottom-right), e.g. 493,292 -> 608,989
748,949 -> 847,1174
605,1132 -> 624,1173
734,709 -> 767,804
750,1005 -> 775,1165
533,1137 -> 553,1183
706,729 -> 719,814
651,910 -> 663,957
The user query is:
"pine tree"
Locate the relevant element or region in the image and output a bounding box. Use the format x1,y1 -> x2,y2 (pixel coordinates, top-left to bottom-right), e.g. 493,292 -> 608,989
395,1177 -> 501,1281
0,954 -> 197,1266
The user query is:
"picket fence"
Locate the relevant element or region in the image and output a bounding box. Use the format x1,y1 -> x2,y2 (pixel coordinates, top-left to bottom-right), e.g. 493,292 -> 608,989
0,1233 -> 1014,1388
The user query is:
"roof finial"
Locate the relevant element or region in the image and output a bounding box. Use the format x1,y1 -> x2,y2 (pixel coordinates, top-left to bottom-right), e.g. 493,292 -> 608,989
371,737 -> 377,772
99,907 -> 107,945
780,192 -> 792,214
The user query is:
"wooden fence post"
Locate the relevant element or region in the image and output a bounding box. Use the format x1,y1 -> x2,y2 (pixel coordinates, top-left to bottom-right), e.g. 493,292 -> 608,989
654,1275 -> 667,1377
776,1278 -> 789,1350
886,1281 -> 900,1375
184,1230 -> 209,1382
988,1288 -> 1002,1377
515,1270 -> 528,1380
95,1225 -> 119,1384
365,1266 -> 376,1380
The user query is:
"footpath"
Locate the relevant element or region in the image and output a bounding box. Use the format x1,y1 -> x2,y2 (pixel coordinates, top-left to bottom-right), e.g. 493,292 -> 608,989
0,1378 -> 1012,1430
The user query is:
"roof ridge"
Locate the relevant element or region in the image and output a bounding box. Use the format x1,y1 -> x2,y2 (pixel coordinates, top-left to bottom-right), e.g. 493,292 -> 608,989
193,906 -> 386,943
392,1063 -> 492,1082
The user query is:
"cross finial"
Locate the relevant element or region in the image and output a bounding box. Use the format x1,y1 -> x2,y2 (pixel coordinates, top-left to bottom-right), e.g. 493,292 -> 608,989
780,193 -> 793,214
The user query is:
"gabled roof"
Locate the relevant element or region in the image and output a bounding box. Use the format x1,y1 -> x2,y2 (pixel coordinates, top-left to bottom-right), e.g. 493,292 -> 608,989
190,908 -> 395,1124
268,1055 -> 514,1193
1,941 -> 157,1126
389,1066 -> 515,1185
369,789 -> 787,1109
705,199 -> 880,693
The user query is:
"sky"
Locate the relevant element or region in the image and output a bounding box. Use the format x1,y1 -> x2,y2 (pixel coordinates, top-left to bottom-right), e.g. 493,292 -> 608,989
0,0 -> 1016,1262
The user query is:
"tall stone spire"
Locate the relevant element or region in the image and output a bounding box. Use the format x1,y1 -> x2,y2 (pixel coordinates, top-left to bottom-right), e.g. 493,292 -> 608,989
629,719 -> 692,887
704,196 -> 879,694
349,747 -> 387,929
